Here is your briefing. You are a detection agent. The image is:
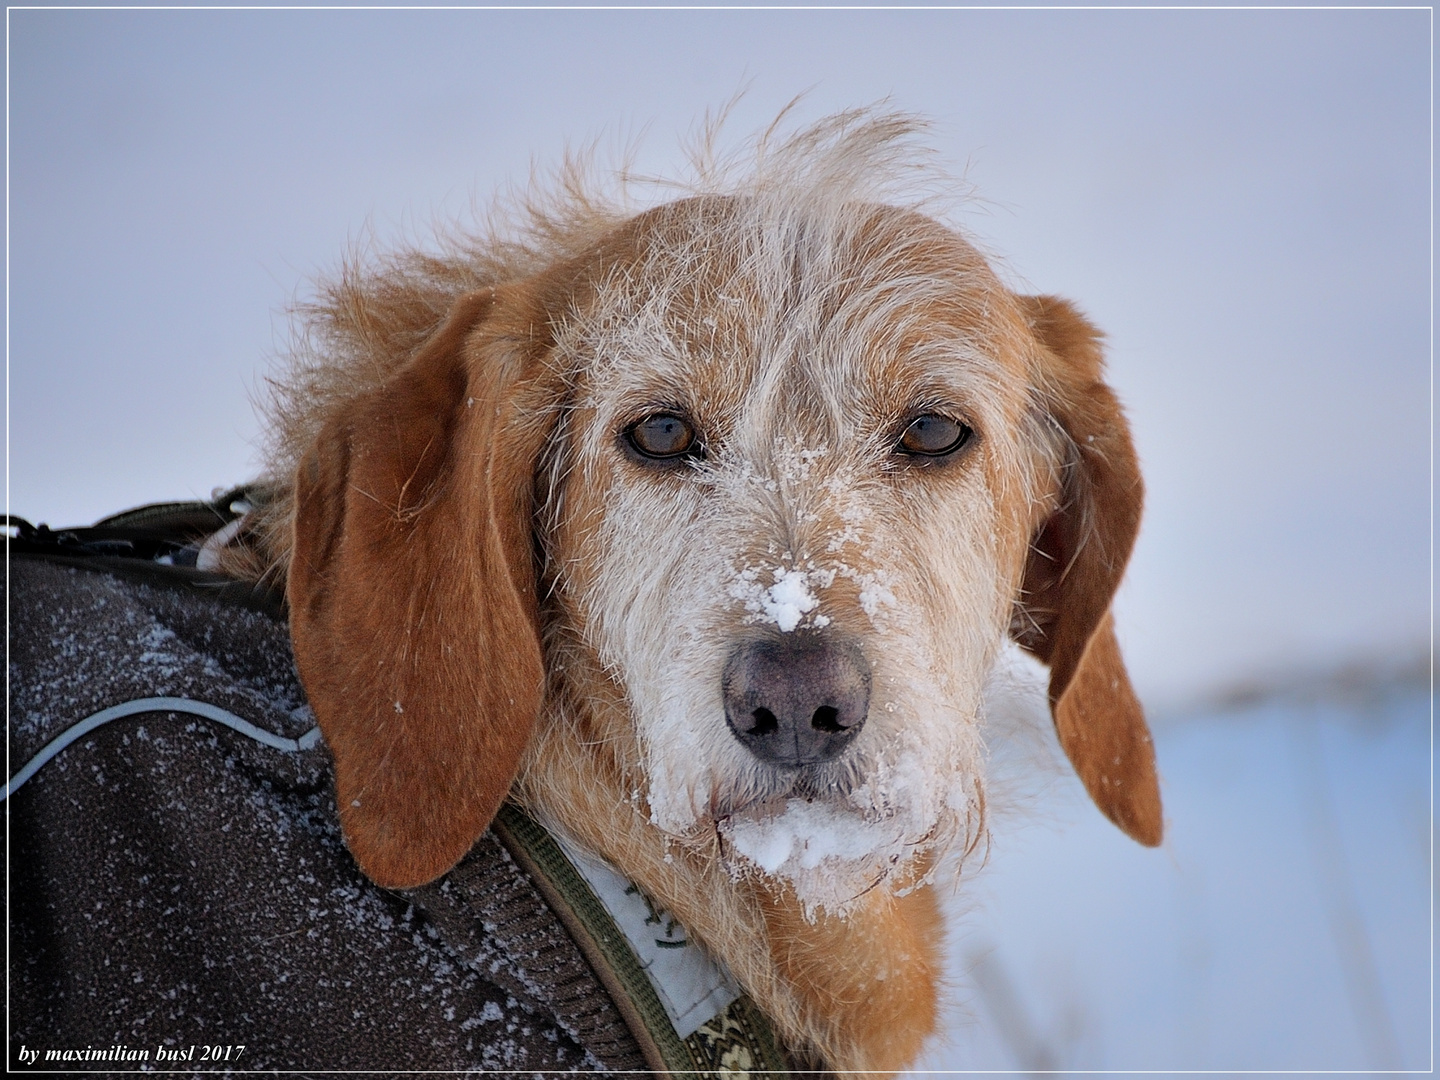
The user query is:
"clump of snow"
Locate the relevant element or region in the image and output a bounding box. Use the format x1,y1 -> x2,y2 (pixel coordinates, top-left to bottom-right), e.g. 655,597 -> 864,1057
763,569 -> 818,632
725,799 -> 900,874
729,566 -> 829,633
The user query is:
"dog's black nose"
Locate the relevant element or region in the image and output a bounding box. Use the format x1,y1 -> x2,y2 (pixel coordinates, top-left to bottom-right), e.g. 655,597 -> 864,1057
722,636 -> 871,767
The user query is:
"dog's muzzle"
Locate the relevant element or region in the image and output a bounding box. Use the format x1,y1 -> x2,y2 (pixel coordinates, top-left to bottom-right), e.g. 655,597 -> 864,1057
722,636 -> 871,768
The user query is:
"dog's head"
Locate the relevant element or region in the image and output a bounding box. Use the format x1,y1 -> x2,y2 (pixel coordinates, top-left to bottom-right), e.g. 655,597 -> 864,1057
284,134 -> 1160,902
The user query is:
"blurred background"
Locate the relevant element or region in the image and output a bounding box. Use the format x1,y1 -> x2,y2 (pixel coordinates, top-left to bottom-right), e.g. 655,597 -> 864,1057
8,8 -> 1431,1074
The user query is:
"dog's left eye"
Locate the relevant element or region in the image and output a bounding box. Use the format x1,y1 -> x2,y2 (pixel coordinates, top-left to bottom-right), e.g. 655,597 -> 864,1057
625,413 -> 702,461
897,414 -> 972,459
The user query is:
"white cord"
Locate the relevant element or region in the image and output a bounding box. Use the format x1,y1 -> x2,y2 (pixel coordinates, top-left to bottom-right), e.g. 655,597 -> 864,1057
4,696 -> 322,801
196,504 -> 251,571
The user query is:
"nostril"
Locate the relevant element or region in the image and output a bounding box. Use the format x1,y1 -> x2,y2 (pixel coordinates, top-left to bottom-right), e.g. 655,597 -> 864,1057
749,708 -> 779,736
810,705 -> 844,734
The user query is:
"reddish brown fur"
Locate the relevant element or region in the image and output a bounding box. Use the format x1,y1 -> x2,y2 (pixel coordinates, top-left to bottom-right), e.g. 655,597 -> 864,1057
1012,295 -> 1160,845
288,283 -> 564,887
754,874 -> 945,1071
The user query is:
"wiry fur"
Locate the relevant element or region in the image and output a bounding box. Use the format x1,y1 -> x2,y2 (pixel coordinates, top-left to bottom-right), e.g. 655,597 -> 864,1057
233,109 -> 1160,1073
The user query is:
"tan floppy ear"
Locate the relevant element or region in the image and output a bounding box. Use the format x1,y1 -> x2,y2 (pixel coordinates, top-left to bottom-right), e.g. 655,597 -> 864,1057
1012,295 -> 1162,847
287,286 -> 558,888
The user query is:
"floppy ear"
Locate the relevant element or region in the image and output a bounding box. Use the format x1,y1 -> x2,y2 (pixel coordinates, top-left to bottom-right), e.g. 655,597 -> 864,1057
287,286 -> 559,888
1011,295 -> 1162,847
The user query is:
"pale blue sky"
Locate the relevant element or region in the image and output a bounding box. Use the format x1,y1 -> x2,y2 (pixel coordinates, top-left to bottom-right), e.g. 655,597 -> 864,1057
8,8 -> 1430,705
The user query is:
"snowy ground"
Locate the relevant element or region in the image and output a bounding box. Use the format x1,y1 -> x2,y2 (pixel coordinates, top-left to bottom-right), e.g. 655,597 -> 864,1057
914,674 -> 1431,1075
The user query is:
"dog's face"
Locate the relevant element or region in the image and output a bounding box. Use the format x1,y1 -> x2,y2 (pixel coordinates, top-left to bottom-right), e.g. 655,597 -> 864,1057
541,201 -> 1052,908
284,192 -> 1161,896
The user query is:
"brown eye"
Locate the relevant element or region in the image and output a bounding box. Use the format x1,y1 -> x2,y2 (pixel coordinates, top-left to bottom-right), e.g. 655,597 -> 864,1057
626,413 -> 701,460
898,414 -> 972,459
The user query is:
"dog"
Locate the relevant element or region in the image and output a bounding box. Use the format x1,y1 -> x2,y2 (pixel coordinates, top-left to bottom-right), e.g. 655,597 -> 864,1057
232,109 -> 1162,1073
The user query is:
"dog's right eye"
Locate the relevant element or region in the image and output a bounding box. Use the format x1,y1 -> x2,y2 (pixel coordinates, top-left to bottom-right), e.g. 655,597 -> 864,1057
625,414 -> 702,461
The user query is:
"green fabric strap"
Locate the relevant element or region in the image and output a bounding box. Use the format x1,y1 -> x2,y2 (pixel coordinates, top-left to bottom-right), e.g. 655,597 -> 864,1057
493,803 -> 793,1077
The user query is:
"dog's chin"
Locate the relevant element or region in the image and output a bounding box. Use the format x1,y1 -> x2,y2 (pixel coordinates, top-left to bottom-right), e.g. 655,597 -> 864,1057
644,744 -> 973,918
712,792 -> 956,922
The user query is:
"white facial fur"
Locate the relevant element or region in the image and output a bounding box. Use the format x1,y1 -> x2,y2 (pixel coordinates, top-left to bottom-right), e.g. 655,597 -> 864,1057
541,199 -> 1045,917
